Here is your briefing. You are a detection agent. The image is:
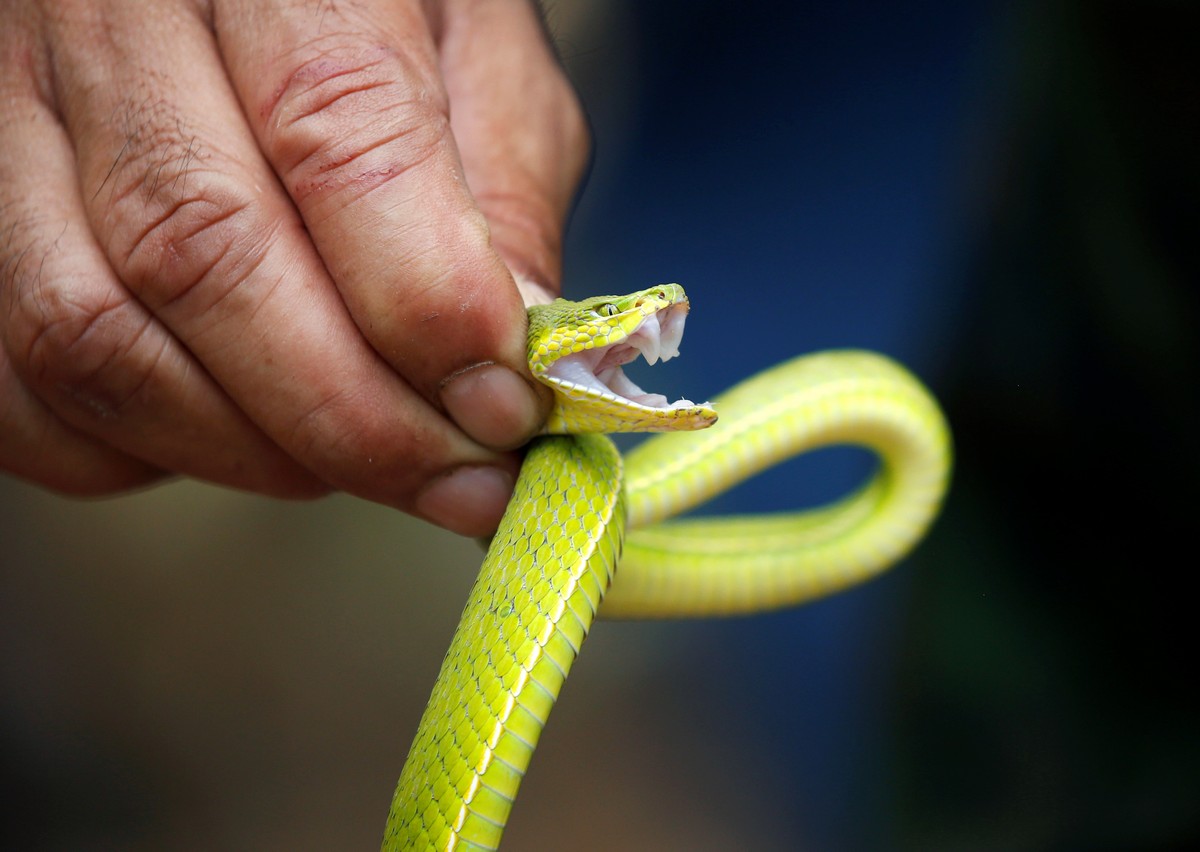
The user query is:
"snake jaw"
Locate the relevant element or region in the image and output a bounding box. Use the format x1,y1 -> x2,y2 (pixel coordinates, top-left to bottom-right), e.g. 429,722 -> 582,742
530,285 -> 718,434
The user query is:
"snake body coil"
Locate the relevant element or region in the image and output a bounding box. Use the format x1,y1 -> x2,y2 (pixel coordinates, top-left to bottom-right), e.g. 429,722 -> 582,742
382,286 -> 951,850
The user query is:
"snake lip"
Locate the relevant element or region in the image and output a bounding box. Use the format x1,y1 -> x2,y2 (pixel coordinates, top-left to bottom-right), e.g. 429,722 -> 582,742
545,302 -> 699,409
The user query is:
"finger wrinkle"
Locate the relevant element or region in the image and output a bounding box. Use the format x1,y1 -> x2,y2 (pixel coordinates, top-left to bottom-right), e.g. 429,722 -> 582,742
292,120 -> 450,214
46,313 -> 163,422
261,49 -> 452,205
121,194 -> 244,278
260,47 -> 399,125
260,35 -> 442,131
146,207 -> 281,349
15,274 -> 148,407
116,192 -> 263,317
92,322 -> 173,417
288,74 -> 396,126
19,279 -> 134,365
0,350 -> 162,494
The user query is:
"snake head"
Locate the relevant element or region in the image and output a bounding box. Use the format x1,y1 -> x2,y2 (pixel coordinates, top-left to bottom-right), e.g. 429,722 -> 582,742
528,284 -> 718,434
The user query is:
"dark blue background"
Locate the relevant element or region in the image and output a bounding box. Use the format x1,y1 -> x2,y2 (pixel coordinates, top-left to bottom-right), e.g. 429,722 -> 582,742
563,2 -> 991,847
561,0 -> 1199,847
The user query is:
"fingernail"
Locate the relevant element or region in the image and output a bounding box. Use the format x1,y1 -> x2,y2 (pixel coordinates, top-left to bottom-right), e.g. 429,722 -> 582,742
417,466 -> 515,537
442,364 -> 543,449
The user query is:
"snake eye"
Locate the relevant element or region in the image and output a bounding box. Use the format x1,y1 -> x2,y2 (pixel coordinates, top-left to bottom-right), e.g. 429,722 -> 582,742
597,303 -> 619,317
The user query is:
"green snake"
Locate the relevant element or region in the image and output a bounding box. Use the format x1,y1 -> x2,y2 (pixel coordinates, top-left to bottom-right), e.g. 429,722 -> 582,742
381,285 -> 951,850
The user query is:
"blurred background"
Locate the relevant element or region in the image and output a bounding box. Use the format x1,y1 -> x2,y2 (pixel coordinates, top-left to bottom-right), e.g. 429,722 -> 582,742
3,0 -> 1197,848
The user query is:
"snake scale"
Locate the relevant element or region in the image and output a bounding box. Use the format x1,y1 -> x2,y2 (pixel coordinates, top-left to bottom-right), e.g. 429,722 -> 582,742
381,285 -> 951,849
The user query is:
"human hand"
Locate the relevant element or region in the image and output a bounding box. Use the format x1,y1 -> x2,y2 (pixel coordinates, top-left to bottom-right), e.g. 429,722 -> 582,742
0,0 -> 588,536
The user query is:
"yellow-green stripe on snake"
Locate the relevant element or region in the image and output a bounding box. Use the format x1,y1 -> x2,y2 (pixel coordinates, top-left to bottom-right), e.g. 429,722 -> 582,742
382,285 -> 951,850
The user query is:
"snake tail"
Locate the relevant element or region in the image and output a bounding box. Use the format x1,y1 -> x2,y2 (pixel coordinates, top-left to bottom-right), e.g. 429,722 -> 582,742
381,434 -> 625,851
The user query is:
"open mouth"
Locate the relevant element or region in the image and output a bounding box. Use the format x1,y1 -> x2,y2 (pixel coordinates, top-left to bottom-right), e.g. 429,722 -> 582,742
543,302 -> 699,410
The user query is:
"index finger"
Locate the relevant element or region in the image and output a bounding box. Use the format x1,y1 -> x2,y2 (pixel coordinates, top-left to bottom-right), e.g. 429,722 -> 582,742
215,0 -> 551,449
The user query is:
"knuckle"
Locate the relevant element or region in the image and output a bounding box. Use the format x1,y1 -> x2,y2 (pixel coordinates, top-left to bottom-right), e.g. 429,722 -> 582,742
262,43 -> 453,205
94,100 -> 271,313
110,181 -> 265,315
8,262 -> 155,417
0,216 -> 86,378
0,356 -> 162,497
